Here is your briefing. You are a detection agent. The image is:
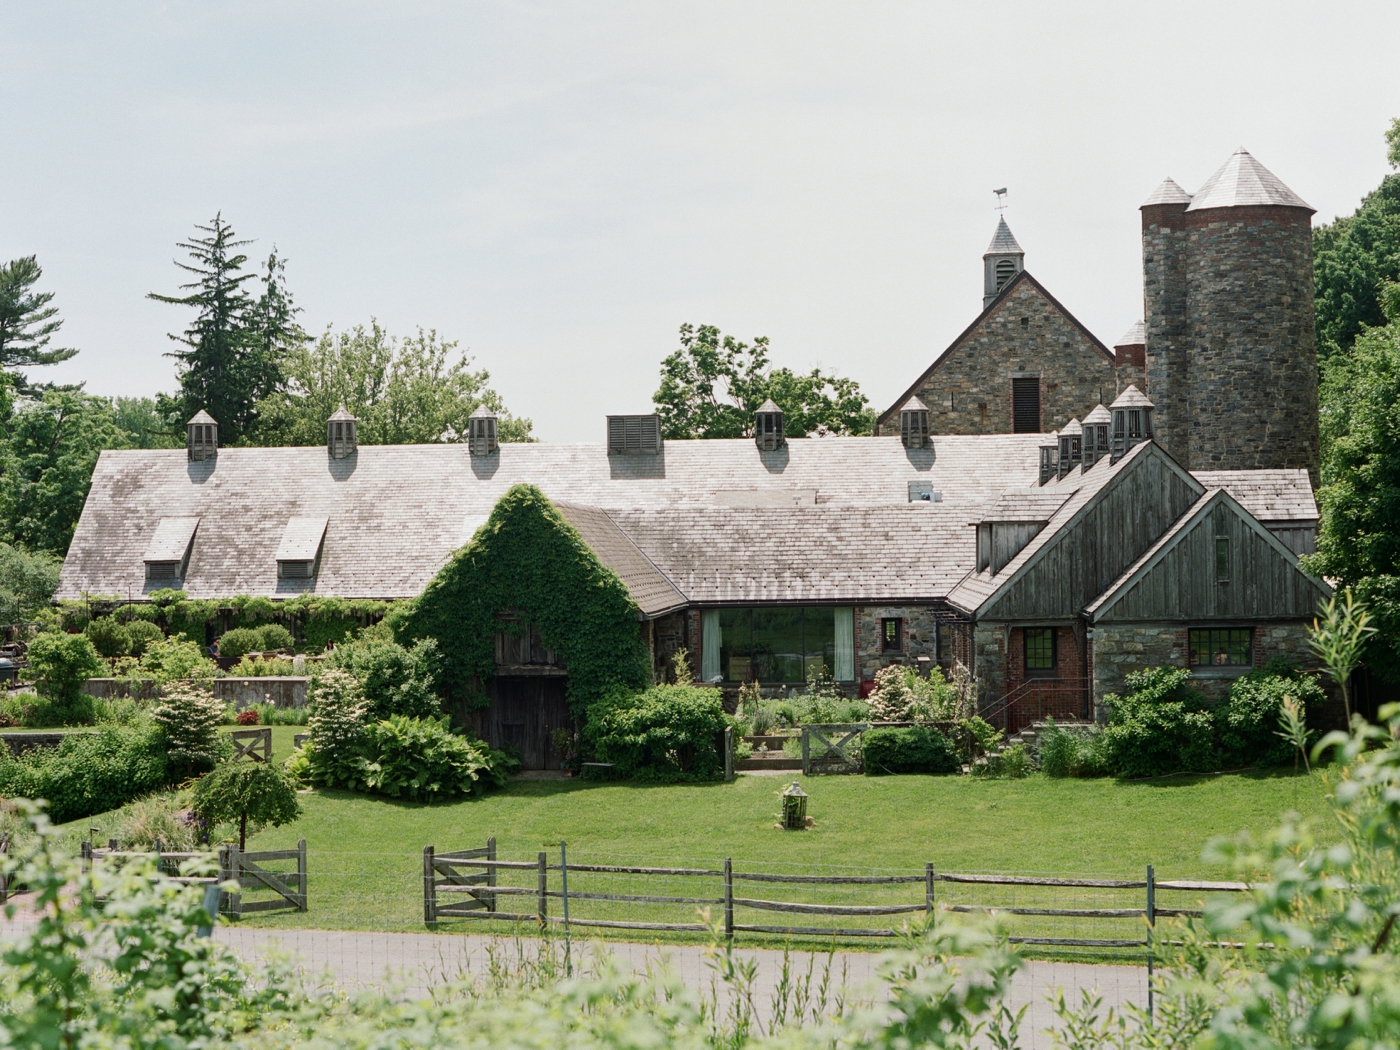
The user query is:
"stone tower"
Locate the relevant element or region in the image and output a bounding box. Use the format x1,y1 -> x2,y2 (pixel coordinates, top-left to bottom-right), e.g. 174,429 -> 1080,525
1141,150 -> 1318,482
983,217 -> 1025,308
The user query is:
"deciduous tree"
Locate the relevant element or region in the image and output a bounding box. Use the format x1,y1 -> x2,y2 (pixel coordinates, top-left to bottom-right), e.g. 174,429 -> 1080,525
653,323 -> 874,439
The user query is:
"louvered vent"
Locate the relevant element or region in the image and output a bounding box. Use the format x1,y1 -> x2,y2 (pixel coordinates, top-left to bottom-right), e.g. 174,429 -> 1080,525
754,400 -> 785,452
995,258 -> 1017,291
146,561 -> 181,581
606,414 -> 662,455
278,560 -> 315,579
1011,377 -> 1040,433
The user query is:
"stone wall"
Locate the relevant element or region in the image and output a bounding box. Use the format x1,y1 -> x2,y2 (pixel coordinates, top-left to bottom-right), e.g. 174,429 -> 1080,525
215,676 -> 308,709
651,610 -> 688,683
972,623 -> 1008,711
1142,202 -> 1192,462
878,277 -> 1123,437
855,604 -> 940,685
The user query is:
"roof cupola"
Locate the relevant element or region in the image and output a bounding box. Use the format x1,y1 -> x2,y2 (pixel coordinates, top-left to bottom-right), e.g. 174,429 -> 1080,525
755,399 -> 785,452
1038,431 -> 1059,486
1109,385 -> 1154,460
186,410 -> 217,462
899,396 -> 930,449
1057,418 -> 1082,479
983,217 -> 1025,308
1082,404 -> 1111,469
327,406 -> 357,459
468,405 -> 499,457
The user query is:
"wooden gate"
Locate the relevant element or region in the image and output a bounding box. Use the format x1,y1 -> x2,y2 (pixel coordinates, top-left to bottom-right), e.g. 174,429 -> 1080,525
220,840 -> 307,915
479,676 -> 571,769
423,837 -> 498,923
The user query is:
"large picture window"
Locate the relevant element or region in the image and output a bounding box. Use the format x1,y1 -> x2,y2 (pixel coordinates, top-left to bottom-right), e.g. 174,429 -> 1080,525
706,607 -> 855,683
1024,627 -> 1056,675
1189,628 -> 1252,668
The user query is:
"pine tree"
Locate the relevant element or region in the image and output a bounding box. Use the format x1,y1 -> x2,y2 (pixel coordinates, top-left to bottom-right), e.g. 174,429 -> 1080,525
149,215 -> 292,442
0,256 -> 79,389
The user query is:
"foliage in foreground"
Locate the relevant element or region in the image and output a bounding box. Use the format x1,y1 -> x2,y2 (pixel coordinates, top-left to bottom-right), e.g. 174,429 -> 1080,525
8,703 -> 1400,1048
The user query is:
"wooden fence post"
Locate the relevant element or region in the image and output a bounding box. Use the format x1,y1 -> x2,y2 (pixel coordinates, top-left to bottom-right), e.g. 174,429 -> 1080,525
925,863 -> 935,924
81,840 -> 91,874
802,727 -> 810,776
226,843 -> 242,917
487,836 -> 497,912
423,846 -> 436,924
1146,864 -> 1156,1021
297,838 -> 307,911
537,851 -> 548,925
724,726 -> 734,782
217,845 -> 230,916
724,857 -> 734,940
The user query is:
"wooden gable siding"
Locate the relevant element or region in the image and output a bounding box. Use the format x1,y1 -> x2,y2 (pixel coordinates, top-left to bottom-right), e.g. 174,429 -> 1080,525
983,453 -> 1201,621
1094,498 -> 1329,623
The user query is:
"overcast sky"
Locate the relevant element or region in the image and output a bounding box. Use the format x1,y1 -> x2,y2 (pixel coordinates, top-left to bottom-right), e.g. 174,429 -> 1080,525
3,1 -> 1398,441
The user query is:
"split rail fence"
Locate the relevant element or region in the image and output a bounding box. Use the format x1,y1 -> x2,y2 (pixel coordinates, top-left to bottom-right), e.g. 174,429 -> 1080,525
424,838 -> 1250,962
80,838 -> 308,917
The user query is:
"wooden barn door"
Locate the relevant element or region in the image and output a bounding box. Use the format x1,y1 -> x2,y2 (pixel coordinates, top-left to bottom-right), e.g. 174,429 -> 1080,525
483,677 -> 570,770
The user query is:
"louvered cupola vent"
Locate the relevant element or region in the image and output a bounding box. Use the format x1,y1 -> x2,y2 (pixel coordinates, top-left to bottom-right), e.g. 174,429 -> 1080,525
468,406 -> 499,457
1081,403 -> 1111,470
1057,418 -> 1083,480
899,396 -> 930,449
606,414 -> 662,455
186,410 -> 218,462
1109,385 -> 1154,460
754,399 -> 785,451
327,406 -> 357,459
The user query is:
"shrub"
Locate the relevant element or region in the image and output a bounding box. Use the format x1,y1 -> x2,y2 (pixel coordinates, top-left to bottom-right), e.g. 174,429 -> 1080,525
150,683 -> 226,779
1219,661 -> 1327,768
231,655 -> 298,676
0,722 -> 169,823
103,793 -> 204,851
862,725 -> 959,775
953,715 -> 1002,763
251,702 -> 308,726
302,668 -> 370,788
749,705 -> 777,735
1038,719 -> 1108,778
23,631 -> 105,726
1100,667 -> 1216,778
355,715 -> 513,801
215,627 -> 262,661
85,616 -> 131,658
235,709 -> 260,726
123,619 -> 164,658
139,636 -> 218,685
585,685 -> 729,781
192,761 -> 302,848
867,665 -> 966,722
254,623 -> 295,652
327,633 -> 444,720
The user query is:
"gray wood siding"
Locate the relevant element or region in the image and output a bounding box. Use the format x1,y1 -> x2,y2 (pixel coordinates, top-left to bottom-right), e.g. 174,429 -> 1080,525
991,522 -> 1043,574
985,454 -> 1201,620
1097,501 -> 1328,623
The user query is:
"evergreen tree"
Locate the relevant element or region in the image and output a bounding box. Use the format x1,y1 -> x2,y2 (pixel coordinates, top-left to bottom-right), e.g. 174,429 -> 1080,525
149,215 -> 291,442
0,256 -> 79,389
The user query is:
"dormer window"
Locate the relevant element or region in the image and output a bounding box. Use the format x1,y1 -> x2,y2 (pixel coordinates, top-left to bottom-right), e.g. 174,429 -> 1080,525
468,406 -> 499,456
606,414 -> 662,455
144,517 -> 199,583
755,400 -> 785,451
327,406 -> 357,459
186,411 -> 218,462
276,517 -> 327,583
899,396 -> 930,449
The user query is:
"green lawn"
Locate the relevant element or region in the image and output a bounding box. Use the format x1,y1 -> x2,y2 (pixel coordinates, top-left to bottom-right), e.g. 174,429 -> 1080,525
226,768 -> 1333,950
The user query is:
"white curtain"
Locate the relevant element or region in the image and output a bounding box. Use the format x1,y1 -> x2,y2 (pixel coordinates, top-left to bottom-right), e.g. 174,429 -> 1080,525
834,607 -> 855,682
701,610 -> 721,682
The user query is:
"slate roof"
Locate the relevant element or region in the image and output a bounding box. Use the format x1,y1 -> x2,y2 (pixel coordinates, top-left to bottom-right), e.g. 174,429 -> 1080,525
1190,469 -> 1317,523
1115,321 -> 1145,347
276,517 -> 328,562
1110,385 -> 1153,408
978,490 -> 1074,523
144,517 -> 200,563
1141,178 -> 1193,207
985,217 -> 1024,255
1186,149 -> 1312,213
58,435 -> 1045,603
553,502 -> 687,617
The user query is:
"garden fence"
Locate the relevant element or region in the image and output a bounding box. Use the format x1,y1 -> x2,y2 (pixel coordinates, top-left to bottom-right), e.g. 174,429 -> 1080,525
80,838 -> 307,917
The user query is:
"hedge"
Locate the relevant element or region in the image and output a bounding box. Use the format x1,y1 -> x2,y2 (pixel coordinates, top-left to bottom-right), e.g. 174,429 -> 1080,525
0,723 -> 169,824
862,725 -> 960,775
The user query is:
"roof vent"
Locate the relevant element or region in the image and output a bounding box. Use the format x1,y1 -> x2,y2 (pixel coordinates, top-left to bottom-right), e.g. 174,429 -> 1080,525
468,405 -> 499,457
1038,431 -> 1059,486
187,410 -> 217,462
755,400 -> 785,452
1109,386 -> 1154,460
1081,404 -> 1111,470
328,406 -> 357,459
607,414 -> 662,455
144,516 -> 199,582
908,481 -> 942,503
276,517 -> 327,581
899,396 -> 930,449
1057,418 -> 1083,479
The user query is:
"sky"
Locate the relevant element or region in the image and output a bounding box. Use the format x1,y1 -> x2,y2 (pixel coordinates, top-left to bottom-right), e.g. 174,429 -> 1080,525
3,1 -> 1398,441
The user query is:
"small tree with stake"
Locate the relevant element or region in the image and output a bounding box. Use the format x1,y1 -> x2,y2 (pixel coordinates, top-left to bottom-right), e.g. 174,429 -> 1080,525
192,762 -> 302,851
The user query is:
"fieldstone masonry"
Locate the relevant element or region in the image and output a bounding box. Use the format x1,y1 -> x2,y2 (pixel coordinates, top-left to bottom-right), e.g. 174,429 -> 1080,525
855,604 -> 940,685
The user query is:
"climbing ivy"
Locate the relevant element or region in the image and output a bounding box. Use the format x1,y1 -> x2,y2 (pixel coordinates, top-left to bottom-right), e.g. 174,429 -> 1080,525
396,484 -> 652,714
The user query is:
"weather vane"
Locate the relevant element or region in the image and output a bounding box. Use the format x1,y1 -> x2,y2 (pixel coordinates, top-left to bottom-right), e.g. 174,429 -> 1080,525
993,187 -> 1008,212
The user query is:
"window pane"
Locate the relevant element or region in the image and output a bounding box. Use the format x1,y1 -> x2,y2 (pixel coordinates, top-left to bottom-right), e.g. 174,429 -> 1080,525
1189,628 -> 1252,667
1216,538 -> 1230,580
753,608 -> 804,682
719,609 -> 751,682
803,607 -> 835,680
1025,628 -> 1054,670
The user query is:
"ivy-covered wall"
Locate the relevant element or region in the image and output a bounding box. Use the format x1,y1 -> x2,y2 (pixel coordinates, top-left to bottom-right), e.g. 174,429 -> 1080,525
395,484 -> 652,714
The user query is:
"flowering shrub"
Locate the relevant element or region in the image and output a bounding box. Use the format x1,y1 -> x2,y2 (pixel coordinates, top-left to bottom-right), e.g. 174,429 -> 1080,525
235,709 -> 260,726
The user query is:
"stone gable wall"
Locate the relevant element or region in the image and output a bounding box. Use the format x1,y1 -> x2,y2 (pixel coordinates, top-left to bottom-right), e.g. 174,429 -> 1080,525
879,281 -> 1122,437
855,604 -> 940,684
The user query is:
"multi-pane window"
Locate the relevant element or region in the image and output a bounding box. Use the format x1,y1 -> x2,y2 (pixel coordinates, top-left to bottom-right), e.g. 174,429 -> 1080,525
1216,537 -> 1230,581
881,618 -> 902,653
715,607 -> 853,683
1024,628 -> 1056,674
1189,628 -> 1252,667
